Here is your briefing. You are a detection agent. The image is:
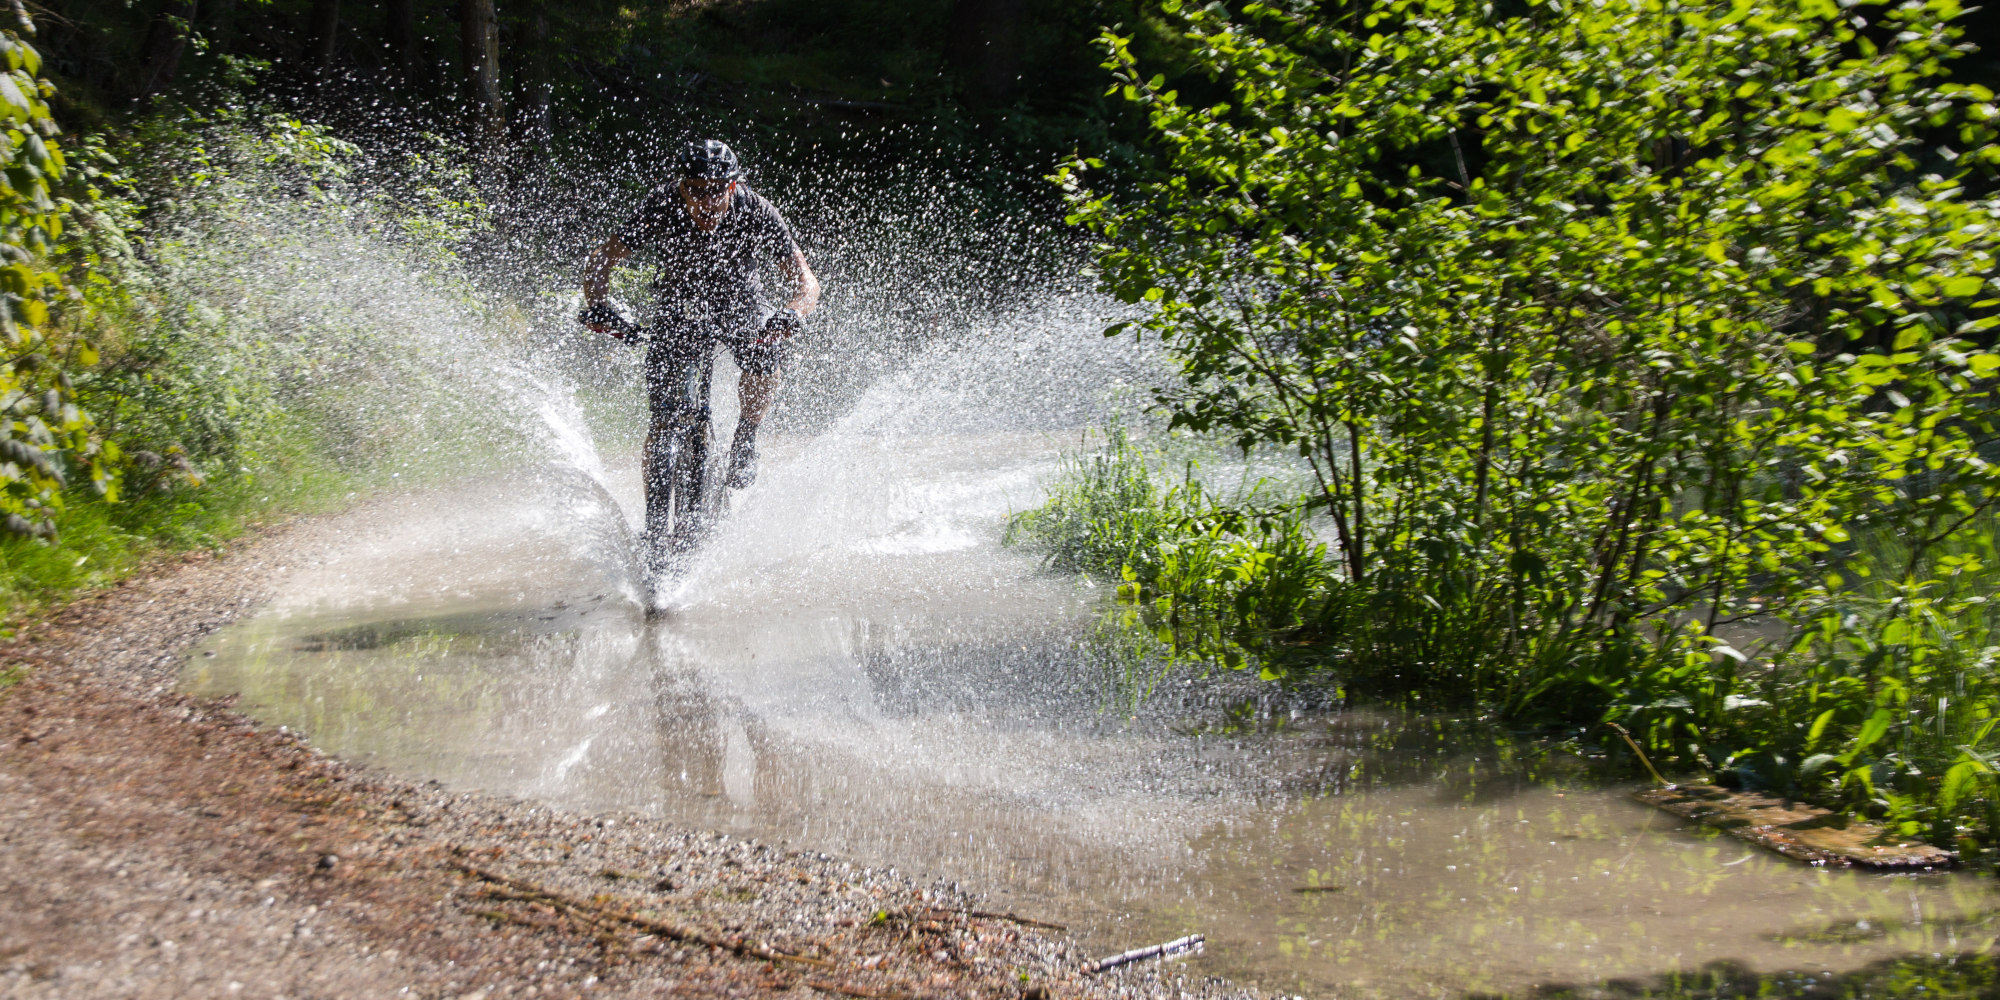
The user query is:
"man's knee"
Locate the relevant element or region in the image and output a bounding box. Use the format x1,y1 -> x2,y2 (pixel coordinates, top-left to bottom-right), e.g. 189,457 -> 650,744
729,335 -> 787,377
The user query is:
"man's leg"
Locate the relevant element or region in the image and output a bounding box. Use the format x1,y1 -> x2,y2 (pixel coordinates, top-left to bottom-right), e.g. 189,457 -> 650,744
640,401 -> 676,545
725,365 -> 779,489
643,333 -> 699,536
725,320 -> 788,488
739,367 -> 781,428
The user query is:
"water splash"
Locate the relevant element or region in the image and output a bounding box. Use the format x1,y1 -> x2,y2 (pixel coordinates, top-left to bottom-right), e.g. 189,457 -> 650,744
533,387 -> 610,488
651,298 -> 1155,609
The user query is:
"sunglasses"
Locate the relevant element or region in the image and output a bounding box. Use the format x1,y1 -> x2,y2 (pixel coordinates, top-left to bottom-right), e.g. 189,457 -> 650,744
682,179 -> 734,202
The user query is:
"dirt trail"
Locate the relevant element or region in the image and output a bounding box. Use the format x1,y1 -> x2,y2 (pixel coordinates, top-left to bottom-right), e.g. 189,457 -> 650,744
0,522 -> 1235,1000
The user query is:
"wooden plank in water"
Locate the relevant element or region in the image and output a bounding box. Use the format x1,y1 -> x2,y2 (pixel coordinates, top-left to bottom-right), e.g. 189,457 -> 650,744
1634,784 -> 1955,870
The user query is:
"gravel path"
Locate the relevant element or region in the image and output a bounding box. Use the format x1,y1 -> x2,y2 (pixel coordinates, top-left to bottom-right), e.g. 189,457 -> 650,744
0,521 -> 1253,1000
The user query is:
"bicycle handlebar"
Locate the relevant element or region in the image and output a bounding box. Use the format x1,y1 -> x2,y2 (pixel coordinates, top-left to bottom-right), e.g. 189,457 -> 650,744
577,300 -> 797,347
576,301 -> 649,343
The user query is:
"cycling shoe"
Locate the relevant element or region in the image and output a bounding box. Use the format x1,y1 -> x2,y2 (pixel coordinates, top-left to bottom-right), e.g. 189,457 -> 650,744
725,435 -> 758,489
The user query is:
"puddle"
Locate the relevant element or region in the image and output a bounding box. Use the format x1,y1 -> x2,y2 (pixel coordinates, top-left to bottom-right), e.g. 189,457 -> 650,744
183,412 -> 2000,998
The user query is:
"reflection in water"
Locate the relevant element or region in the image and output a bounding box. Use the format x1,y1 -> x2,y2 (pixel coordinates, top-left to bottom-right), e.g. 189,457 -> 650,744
653,657 -> 726,801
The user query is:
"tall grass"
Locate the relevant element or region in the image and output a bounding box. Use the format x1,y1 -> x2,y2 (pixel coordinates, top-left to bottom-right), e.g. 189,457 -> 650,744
1013,431 -> 2000,856
1007,424 -> 1335,681
1004,423 -> 1192,577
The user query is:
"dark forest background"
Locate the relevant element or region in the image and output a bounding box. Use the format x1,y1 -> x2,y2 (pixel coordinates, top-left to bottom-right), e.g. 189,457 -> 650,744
36,0 -> 1213,185
35,0 -> 2000,267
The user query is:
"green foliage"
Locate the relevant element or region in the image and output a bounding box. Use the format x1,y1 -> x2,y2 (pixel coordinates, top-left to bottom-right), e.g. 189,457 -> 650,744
1008,424 -> 1336,680
1655,519 -> 2000,854
95,111 -> 524,470
0,104 -> 534,621
0,28 -> 115,538
1039,0 -> 2000,845
1005,422 -> 1191,576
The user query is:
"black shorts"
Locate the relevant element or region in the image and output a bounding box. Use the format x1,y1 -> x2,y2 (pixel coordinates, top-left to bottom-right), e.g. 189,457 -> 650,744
719,327 -> 788,376
643,321 -> 789,418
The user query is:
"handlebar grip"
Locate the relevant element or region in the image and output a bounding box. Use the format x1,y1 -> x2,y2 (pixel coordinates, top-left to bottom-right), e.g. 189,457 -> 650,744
764,307 -> 804,337
577,303 -> 646,342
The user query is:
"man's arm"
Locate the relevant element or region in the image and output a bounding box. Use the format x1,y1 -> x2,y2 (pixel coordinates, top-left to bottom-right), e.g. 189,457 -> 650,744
779,248 -> 820,319
581,234 -> 630,306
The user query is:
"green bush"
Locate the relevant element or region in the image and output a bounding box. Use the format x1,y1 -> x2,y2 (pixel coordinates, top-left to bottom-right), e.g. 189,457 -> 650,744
1030,0 -> 2000,849
0,106 -> 539,618
1008,425 -> 1337,680
0,27 -> 120,538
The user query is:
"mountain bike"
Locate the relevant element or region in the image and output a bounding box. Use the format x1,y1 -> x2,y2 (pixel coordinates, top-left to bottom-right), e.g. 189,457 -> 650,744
578,301 -> 730,589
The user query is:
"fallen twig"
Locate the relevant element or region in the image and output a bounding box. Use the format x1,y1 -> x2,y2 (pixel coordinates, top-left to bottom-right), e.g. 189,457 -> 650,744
473,907 -> 556,930
1086,933 -> 1203,974
805,979 -> 913,1000
451,863 -> 833,968
1606,722 -> 1669,787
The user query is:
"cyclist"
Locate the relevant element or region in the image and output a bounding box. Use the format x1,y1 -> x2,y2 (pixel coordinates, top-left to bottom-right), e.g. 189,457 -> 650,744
579,139 -> 821,490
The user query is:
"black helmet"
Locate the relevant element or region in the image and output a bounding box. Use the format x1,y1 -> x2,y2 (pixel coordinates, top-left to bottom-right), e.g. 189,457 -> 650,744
677,139 -> 741,181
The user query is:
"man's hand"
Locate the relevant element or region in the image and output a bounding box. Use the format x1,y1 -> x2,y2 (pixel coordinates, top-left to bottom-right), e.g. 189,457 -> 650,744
758,307 -> 803,344
751,250 -> 817,345
578,302 -> 640,341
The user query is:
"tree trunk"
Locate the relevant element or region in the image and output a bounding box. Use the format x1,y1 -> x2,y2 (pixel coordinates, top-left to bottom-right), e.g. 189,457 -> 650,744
385,0 -> 417,82
306,0 -> 339,78
520,7 -> 552,145
138,0 -> 195,96
943,0 -> 1024,106
202,0 -> 239,54
459,0 -> 506,177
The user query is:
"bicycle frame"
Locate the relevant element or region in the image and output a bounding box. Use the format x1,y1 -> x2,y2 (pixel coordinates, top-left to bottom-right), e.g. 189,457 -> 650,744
576,300 -> 744,587
643,340 -> 720,576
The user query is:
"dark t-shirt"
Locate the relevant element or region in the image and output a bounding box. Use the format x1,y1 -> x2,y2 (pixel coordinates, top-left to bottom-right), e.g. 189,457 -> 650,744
617,183 -> 801,327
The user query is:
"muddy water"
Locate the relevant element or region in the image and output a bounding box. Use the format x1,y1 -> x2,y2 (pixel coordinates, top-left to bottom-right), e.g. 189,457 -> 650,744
183,352 -> 2000,999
